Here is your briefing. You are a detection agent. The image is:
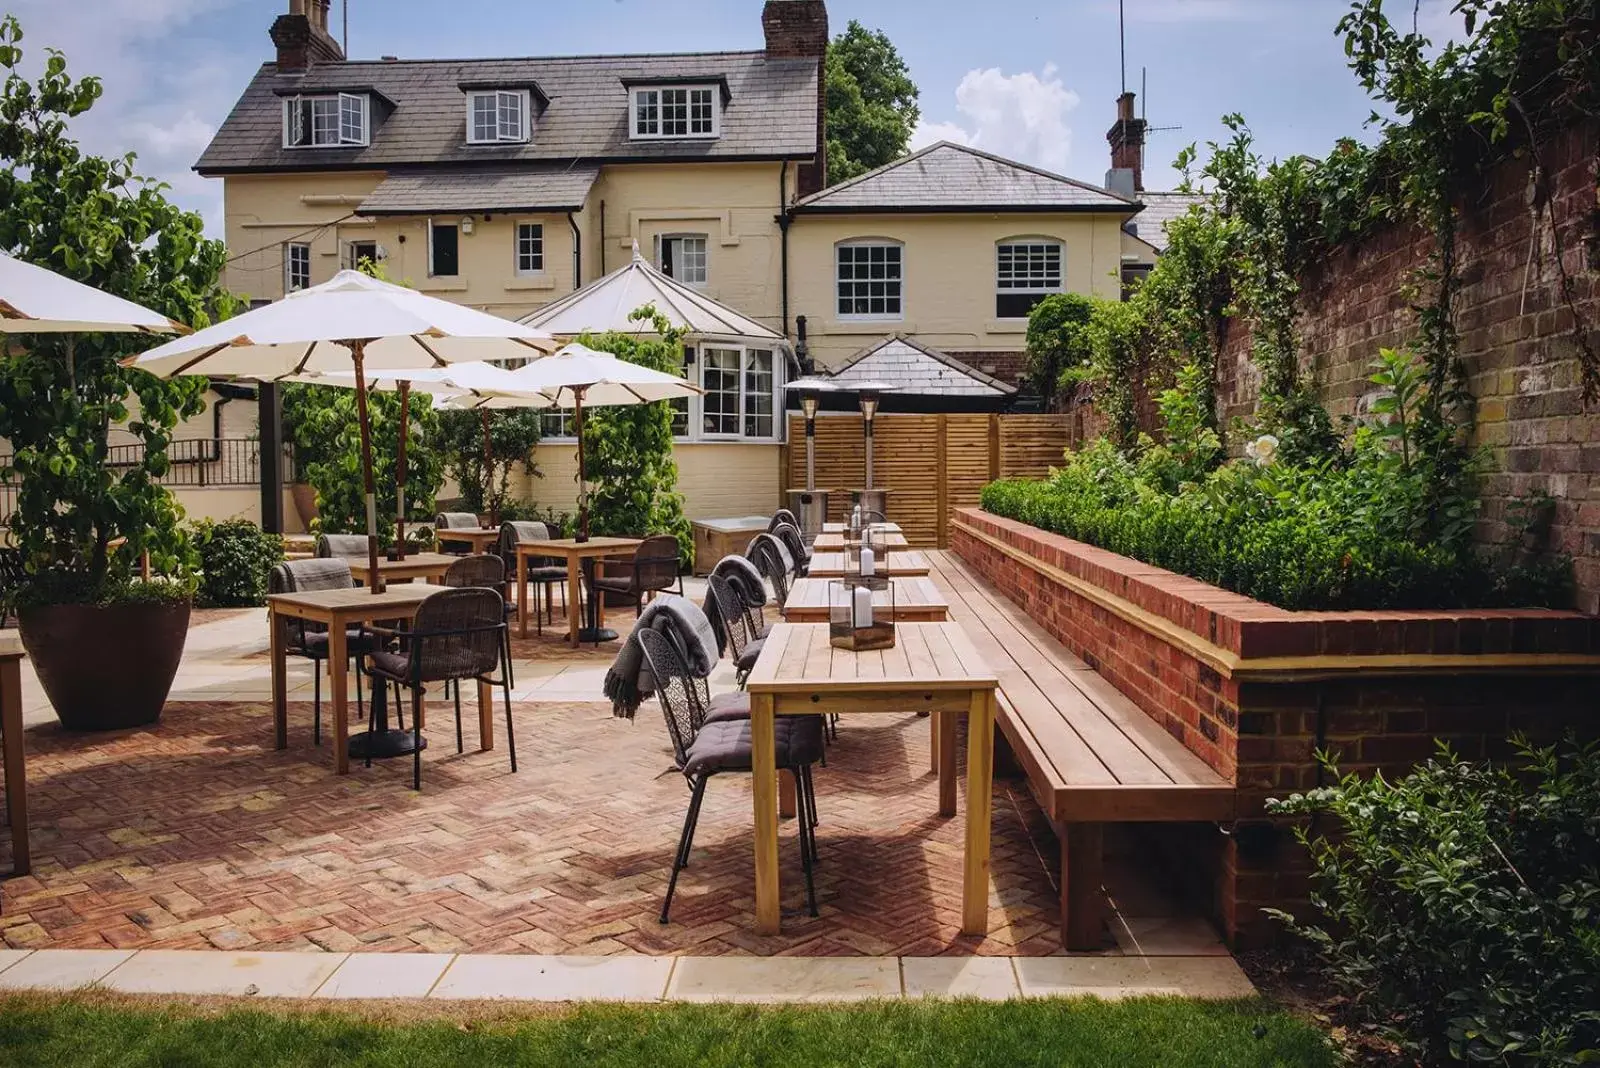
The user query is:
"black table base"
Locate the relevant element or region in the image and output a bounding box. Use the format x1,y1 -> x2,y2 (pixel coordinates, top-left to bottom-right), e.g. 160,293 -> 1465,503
347,677 -> 426,761
579,556 -> 622,645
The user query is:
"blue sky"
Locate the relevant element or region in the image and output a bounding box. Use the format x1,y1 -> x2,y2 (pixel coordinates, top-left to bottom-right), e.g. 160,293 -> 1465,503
4,0 -> 1466,235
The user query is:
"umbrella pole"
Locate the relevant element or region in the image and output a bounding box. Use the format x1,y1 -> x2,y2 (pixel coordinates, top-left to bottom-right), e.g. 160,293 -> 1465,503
395,380 -> 410,561
350,340 -> 384,594
574,388 -> 589,543
480,409 -> 497,527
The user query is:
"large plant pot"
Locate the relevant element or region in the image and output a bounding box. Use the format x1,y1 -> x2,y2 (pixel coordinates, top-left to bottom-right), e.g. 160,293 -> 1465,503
19,599 -> 191,731
290,483 -> 319,529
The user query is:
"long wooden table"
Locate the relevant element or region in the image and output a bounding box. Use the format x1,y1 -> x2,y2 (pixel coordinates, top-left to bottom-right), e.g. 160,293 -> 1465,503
744,622 -> 998,936
821,521 -> 901,535
807,550 -> 930,578
811,531 -> 910,552
436,528 -> 501,553
514,537 -> 642,644
351,552 -> 459,586
0,638 -> 28,875
782,576 -> 949,623
268,584 -> 497,774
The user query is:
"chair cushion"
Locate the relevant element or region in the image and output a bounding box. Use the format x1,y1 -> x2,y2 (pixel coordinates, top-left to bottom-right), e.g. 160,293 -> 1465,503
298,627 -> 384,656
705,691 -> 751,724
524,566 -> 568,581
735,636 -> 766,672
681,715 -> 826,778
367,650 -> 412,680
589,576 -> 635,595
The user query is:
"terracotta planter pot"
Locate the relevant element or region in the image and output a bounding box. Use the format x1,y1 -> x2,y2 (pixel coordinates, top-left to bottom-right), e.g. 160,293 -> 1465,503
290,483 -> 318,529
19,599 -> 191,731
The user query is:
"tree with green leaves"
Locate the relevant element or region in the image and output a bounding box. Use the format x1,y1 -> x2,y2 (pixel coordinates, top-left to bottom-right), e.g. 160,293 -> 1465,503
825,20 -> 920,182
436,407 -> 542,518
576,307 -> 692,563
0,15 -> 235,604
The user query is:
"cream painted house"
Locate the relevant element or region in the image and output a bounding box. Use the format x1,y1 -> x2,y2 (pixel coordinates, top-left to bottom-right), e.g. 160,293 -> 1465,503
176,0 -> 1178,530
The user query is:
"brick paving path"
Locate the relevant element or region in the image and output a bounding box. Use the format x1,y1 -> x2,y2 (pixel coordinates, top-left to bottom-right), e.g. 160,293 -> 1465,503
0,698 -> 1073,956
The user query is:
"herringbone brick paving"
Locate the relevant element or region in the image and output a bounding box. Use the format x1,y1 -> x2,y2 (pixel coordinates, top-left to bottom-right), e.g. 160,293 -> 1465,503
0,697 -> 1091,956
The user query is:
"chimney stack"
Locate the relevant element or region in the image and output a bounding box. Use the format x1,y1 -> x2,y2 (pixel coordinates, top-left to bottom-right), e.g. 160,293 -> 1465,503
1105,91 -> 1147,194
762,1 -> 830,198
271,0 -> 345,72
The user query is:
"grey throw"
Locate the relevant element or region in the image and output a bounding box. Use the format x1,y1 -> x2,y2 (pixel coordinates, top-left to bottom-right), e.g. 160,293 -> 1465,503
604,594 -> 720,720
713,555 -> 766,608
315,534 -> 370,559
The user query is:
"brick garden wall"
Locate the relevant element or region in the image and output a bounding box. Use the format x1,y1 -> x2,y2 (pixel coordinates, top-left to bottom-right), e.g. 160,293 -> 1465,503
951,507 -> 1600,948
1216,120 -> 1600,611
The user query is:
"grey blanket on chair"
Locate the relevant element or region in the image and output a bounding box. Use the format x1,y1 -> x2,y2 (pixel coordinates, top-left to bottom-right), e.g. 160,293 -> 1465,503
604,594 -> 719,720
712,555 -> 767,609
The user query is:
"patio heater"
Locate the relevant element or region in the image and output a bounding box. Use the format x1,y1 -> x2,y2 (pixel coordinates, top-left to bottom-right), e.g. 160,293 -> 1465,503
849,380 -> 897,521
785,377 -> 837,539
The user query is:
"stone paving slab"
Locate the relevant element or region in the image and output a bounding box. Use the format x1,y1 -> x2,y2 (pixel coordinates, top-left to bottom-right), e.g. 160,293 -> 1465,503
0,950 -> 1255,1002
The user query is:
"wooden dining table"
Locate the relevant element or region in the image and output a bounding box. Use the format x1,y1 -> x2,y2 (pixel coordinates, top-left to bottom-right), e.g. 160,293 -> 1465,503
0,638 -> 29,875
782,576 -> 949,623
811,530 -> 910,552
744,622 -> 998,936
514,537 -> 643,644
821,521 -> 901,535
436,527 -> 501,554
268,583 -> 498,774
350,552 -> 460,586
807,550 -> 931,578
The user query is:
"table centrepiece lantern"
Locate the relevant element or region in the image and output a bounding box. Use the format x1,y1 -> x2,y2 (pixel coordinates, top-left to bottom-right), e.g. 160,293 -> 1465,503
829,576 -> 896,651
843,521 -> 891,591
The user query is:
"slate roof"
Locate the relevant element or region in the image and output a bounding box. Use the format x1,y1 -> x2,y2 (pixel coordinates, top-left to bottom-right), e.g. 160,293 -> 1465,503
358,167 -> 599,214
826,335 -> 1015,397
1128,190 -> 1206,252
196,51 -> 819,175
791,142 -> 1138,215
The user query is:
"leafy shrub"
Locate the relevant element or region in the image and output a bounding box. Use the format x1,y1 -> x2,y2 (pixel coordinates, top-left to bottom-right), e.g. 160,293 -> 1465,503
1267,739 -> 1600,1066
979,350 -> 1568,611
193,519 -> 284,608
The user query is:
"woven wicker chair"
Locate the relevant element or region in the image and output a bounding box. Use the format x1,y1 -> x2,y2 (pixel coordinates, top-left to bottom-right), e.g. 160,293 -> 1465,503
362,587 -> 516,791
268,559 -> 388,744
498,521 -> 567,634
637,627 -> 821,923
442,554 -> 509,701
314,533 -> 370,560
585,534 -> 682,625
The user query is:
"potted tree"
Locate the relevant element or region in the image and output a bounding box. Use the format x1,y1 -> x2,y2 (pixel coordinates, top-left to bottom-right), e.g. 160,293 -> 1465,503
0,17 -> 235,730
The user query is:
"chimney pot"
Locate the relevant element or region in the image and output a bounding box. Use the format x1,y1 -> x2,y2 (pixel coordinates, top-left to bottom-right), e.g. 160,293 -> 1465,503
1106,91 -> 1148,193
762,0 -> 828,57
271,0 -> 344,70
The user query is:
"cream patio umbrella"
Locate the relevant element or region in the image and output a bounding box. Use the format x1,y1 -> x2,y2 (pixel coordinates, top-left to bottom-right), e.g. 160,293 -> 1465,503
507,341 -> 701,542
0,251 -> 188,335
129,270 -> 556,590
268,361 -> 551,555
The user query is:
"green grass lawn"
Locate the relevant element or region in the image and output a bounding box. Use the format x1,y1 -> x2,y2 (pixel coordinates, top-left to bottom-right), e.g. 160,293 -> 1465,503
0,993 -> 1333,1067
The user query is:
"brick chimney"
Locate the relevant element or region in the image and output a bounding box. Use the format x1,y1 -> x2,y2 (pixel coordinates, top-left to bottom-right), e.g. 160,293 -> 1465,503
763,0 -> 829,197
1105,91 -> 1147,194
270,0 -> 345,72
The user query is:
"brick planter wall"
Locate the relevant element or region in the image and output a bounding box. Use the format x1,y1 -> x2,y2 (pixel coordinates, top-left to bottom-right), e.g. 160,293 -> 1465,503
952,507 -> 1600,948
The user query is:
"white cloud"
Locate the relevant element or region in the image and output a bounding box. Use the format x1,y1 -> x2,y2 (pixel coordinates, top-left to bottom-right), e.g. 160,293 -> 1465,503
913,64 -> 1080,176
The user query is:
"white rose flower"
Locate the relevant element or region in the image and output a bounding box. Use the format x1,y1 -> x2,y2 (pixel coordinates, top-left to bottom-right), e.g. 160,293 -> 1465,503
1245,433 -> 1280,468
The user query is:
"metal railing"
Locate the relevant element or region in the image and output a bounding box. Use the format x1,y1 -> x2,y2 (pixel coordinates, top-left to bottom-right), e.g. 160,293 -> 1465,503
0,438 -> 292,527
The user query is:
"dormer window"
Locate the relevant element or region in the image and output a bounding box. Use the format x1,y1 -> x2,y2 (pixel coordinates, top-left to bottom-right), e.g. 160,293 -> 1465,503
283,92 -> 369,148
630,85 -> 719,140
467,89 -> 530,144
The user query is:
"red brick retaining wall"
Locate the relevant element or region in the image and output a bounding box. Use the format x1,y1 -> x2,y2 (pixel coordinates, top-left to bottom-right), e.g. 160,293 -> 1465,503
951,506 -> 1600,947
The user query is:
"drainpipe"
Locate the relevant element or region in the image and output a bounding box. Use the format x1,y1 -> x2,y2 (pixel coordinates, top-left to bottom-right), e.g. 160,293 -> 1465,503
598,200 -> 607,275
567,212 -> 582,290
777,162 -> 791,339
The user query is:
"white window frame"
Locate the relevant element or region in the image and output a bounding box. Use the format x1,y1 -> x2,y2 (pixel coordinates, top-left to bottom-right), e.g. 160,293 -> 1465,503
629,85 -> 720,140
514,221 -> 545,276
835,239 -> 905,321
995,237 -> 1063,319
285,242 -> 311,292
656,233 -> 708,287
347,240 -> 378,270
466,89 -> 530,144
283,92 -> 369,148
427,219 -> 460,278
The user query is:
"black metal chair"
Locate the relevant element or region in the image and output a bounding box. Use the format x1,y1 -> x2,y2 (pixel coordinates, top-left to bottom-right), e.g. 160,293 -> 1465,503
747,534 -> 792,605
768,509 -> 800,533
772,521 -> 811,576
585,535 -> 682,625
707,573 -> 765,689
362,587 -> 517,791
637,627 -> 822,923
499,521 -> 567,634
268,559 -> 385,744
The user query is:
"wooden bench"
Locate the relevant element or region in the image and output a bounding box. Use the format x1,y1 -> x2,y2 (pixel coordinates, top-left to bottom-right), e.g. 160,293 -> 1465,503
927,551 -> 1236,950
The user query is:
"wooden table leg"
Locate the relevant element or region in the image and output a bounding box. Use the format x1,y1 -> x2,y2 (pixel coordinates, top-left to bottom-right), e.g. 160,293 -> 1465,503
328,622 -> 350,775
1062,822 -> 1105,950
517,550 -> 530,640
961,688 -> 995,936
1,655 -> 29,876
477,679 -> 495,751
779,768 -> 797,820
938,705 -> 958,817
566,556 -> 582,647
269,607 -> 288,750
751,692 -> 781,935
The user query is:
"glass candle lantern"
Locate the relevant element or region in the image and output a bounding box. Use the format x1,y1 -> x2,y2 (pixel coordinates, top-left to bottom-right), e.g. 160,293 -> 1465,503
828,577 -> 896,651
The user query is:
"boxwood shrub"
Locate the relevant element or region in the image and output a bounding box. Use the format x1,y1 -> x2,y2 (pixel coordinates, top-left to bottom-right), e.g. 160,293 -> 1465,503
193,519 -> 284,608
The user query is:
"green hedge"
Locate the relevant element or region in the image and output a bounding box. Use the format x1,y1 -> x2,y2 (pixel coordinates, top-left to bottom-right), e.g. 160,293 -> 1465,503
193,519 -> 284,608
